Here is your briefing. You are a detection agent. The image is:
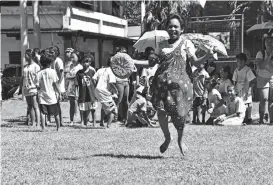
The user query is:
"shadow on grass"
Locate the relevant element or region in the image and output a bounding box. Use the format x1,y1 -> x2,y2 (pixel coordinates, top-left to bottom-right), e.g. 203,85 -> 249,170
10,129 -> 44,132
1,116 -> 27,127
71,125 -> 106,130
58,153 -> 164,160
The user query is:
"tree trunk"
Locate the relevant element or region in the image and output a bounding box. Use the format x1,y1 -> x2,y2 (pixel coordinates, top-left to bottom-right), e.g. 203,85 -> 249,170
32,0 -> 41,48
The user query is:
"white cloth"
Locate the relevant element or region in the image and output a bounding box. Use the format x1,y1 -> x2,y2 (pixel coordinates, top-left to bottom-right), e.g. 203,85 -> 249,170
37,68 -> 59,105
51,57 -> 65,93
208,89 -> 227,118
226,97 -> 246,119
232,66 -> 256,104
218,79 -> 233,94
256,51 -> 273,78
67,63 -> 83,97
22,63 -> 40,96
93,67 -> 116,102
141,64 -> 159,79
157,36 -> 196,59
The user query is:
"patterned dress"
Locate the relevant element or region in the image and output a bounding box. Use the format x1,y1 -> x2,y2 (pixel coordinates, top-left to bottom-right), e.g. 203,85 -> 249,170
151,36 -> 194,130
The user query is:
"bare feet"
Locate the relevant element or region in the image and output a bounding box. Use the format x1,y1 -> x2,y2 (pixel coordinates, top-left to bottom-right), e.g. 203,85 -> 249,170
178,142 -> 188,156
160,137 -> 172,153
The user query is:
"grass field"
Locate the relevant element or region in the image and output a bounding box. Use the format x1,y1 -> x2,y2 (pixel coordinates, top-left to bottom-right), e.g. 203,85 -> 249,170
1,100 -> 273,185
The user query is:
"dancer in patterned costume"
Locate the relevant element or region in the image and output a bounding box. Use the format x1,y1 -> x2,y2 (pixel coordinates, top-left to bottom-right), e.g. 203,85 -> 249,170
151,14 -> 214,156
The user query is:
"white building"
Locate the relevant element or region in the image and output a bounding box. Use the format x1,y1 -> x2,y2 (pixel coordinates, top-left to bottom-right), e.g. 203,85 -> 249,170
1,1 -> 136,69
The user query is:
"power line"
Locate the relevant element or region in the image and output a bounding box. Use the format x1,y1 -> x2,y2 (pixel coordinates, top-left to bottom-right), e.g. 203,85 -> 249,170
40,7 -> 63,26
39,6 -> 63,45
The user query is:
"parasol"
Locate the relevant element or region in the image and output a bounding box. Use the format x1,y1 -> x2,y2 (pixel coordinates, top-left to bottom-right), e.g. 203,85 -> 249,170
133,30 -> 169,52
182,33 -> 228,56
246,21 -> 273,36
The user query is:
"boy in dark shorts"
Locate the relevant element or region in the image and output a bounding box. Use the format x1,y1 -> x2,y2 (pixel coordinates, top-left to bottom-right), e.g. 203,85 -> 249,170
75,53 -> 97,126
36,51 -> 61,131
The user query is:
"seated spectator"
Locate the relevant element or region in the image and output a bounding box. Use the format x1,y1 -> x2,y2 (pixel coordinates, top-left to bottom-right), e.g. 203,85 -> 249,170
214,85 -> 246,126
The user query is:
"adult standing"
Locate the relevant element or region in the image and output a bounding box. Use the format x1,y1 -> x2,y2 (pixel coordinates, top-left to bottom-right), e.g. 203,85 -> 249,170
114,46 -> 130,123
255,33 -> 273,125
150,14 -> 213,156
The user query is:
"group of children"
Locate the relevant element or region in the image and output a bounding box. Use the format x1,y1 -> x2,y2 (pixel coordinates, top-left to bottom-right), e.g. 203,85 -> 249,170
192,53 -> 256,126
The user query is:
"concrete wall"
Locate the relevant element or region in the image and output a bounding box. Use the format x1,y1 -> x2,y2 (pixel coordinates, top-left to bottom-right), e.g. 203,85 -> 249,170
102,40 -> 114,67
1,33 -> 64,69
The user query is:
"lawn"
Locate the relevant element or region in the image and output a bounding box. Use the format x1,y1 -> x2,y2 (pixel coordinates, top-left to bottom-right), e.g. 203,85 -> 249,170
1,100 -> 273,185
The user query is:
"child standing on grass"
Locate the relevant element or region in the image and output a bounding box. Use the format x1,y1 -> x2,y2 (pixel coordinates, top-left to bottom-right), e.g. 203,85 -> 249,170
93,59 -> 118,128
66,51 -> 83,125
36,52 -> 61,131
205,78 -> 226,125
21,49 -> 41,127
75,53 -> 97,126
192,64 -> 210,124
214,85 -> 246,126
233,53 -> 256,124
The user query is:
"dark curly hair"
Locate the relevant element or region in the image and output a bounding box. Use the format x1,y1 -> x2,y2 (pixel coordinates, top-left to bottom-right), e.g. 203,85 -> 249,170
166,14 -> 185,30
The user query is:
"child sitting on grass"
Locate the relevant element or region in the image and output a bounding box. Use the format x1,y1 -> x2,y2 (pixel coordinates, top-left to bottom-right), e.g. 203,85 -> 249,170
214,85 -> 246,126
205,78 -> 226,125
125,86 -> 156,128
36,51 -> 61,131
75,53 -> 97,126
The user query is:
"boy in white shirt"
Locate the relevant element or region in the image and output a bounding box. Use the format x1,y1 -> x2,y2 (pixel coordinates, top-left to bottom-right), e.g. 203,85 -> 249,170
233,53 -> 256,124
37,52 -> 61,131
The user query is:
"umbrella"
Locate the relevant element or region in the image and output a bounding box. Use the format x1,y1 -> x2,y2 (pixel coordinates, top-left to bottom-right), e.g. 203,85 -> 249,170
110,52 -> 137,79
246,21 -> 273,36
182,33 -> 228,56
133,30 -> 169,52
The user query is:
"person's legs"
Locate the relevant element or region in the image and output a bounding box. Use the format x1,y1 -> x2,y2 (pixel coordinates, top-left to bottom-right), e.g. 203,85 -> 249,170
259,88 -> 269,124
26,96 -> 35,126
69,96 -> 76,125
100,109 -> 105,127
157,108 -> 171,153
31,95 -> 40,127
268,87 -> 273,124
115,82 -> 125,121
91,110 -> 96,127
40,112 -> 46,130
107,113 -> 115,128
192,98 -> 199,124
80,110 -> 84,125
83,110 -> 90,126
122,81 -> 130,122
57,102 -> 64,126
54,114 -> 60,131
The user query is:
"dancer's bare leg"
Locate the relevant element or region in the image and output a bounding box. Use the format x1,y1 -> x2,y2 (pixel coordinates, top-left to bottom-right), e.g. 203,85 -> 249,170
157,108 -> 171,153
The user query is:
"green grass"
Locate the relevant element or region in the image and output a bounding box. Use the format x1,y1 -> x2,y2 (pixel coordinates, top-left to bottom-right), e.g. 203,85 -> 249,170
1,100 -> 273,185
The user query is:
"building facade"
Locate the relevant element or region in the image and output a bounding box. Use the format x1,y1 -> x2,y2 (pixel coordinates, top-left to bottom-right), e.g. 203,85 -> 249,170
1,1 -> 135,69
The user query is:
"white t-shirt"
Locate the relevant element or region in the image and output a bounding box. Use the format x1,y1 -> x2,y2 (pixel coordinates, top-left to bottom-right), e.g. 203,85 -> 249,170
141,64 -> 159,78
22,63 -> 40,96
208,88 -> 226,118
256,51 -> 273,78
37,68 -> 59,105
51,57 -> 65,93
226,97 -> 246,119
93,67 -> 116,102
218,79 -> 233,94
232,66 -> 256,104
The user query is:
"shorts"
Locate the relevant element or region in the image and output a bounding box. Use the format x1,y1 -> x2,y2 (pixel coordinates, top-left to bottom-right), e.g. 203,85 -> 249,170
79,101 -> 98,111
257,76 -> 270,88
39,103 -> 60,116
101,100 -> 117,115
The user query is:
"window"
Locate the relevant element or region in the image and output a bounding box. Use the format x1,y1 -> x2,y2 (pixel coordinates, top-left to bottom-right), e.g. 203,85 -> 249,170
9,51 -> 21,65
72,1 -> 99,12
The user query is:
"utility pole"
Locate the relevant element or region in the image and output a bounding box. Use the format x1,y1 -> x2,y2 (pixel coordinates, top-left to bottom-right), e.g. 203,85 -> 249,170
20,0 -> 29,69
32,0 -> 41,48
20,0 -> 29,100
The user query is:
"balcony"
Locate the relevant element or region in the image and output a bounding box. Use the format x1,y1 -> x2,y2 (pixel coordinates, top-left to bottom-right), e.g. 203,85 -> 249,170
63,7 -> 128,38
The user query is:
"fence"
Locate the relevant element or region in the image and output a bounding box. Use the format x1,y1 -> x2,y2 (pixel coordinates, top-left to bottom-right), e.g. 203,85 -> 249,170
188,14 -> 244,72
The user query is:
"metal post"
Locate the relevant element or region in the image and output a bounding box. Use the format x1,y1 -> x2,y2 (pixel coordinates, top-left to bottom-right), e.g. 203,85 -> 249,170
241,13 -> 244,53
32,0 -> 41,48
